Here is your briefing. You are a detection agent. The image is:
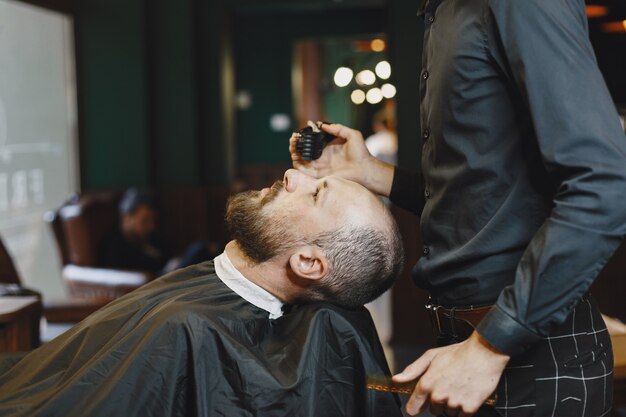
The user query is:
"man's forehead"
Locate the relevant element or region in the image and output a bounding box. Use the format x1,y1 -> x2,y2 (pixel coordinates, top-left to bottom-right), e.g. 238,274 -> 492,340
327,182 -> 387,226
337,177 -> 383,205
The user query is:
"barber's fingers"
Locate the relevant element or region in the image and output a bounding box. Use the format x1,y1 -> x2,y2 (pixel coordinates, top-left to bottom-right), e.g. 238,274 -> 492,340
392,348 -> 439,383
393,349 -> 441,416
321,122 -> 364,143
405,380 -> 431,416
289,133 -> 302,161
441,403 -> 461,417
458,410 -> 475,417
289,133 -> 296,153
289,133 -> 320,176
289,123 -> 362,160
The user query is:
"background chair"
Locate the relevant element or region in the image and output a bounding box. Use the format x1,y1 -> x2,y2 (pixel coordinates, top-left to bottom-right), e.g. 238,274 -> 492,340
0,238 -> 22,288
0,236 -> 109,345
47,193 -> 154,301
46,186 -> 234,301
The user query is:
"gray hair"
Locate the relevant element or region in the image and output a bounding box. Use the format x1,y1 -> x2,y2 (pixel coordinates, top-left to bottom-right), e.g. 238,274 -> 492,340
302,215 -> 404,309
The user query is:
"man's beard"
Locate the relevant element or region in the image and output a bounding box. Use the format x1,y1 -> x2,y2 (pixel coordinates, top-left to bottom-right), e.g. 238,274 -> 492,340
225,180 -> 298,263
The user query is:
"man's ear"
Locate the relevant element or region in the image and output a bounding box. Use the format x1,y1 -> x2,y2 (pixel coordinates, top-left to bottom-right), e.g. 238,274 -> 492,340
288,246 -> 328,281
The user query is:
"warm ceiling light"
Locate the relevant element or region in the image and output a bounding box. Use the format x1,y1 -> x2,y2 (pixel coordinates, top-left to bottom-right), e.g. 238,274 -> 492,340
381,83 -> 397,99
586,4 -> 609,18
371,39 -> 386,52
356,70 -> 376,86
375,61 -> 392,79
366,88 -> 383,104
601,20 -> 626,33
351,89 -> 366,105
334,67 -> 354,87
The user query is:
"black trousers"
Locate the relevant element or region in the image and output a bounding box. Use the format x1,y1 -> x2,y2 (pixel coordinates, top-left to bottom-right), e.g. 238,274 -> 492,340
439,294 -> 614,417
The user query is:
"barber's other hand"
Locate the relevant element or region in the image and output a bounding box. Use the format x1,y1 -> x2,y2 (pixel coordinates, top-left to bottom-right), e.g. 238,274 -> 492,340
289,123 -> 393,196
289,123 -> 371,180
392,331 -> 509,417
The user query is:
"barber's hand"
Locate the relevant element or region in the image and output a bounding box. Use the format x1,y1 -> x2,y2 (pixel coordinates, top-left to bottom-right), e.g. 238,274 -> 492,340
289,123 -> 394,196
289,123 -> 371,180
393,332 -> 510,417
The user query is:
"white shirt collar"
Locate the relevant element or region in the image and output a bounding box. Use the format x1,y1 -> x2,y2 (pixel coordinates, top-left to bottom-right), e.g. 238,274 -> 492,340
214,251 -> 284,319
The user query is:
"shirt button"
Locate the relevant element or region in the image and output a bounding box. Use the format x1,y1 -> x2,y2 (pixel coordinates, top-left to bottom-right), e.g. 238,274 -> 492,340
428,15 -> 435,23
424,189 -> 431,199
423,129 -> 430,140
422,70 -> 429,80
423,246 -> 430,256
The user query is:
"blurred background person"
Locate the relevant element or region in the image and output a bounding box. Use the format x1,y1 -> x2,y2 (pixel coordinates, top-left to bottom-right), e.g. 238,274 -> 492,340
99,188 -> 216,275
364,103 -> 397,167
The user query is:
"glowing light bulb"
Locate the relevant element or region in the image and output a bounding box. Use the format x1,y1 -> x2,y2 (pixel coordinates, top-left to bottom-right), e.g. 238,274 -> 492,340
356,70 -> 376,86
585,5 -> 609,18
375,61 -> 391,79
601,20 -> 626,33
351,89 -> 366,105
333,67 -> 354,87
381,83 -> 396,99
366,88 -> 383,104
371,39 -> 386,52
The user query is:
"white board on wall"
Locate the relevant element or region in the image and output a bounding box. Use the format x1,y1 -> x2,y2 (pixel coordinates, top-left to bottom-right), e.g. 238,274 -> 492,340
0,0 -> 78,298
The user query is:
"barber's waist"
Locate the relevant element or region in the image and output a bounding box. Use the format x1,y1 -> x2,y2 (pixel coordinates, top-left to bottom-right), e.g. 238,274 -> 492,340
412,250 -> 523,305
426,301 -> 493,342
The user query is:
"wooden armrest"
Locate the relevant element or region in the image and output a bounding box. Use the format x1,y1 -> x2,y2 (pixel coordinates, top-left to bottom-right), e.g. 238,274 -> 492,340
62,265 -> 153,301
43,297 -> 110,323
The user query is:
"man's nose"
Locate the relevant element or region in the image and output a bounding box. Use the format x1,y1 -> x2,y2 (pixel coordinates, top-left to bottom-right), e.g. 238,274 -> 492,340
283,169 -> 317,193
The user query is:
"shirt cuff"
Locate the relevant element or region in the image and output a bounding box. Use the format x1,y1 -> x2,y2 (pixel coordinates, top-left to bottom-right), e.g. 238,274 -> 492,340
475,304 -> 543,357
389,167 -> 423,215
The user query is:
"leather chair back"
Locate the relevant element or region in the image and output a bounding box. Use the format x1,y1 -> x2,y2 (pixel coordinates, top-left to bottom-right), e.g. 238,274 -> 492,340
56,193 -> 121,267
0,237 -> 21,285
46,209 -> 70,267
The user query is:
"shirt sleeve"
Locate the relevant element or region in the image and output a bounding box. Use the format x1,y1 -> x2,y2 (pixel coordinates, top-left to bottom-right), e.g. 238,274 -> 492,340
476,0 -> 626,357
389,166 -> 424,215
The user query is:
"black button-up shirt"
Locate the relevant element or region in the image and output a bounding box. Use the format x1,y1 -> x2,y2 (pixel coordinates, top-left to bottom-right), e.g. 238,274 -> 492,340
390,0 -> 626,356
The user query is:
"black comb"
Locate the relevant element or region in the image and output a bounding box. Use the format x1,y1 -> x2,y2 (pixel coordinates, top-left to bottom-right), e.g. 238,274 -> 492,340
295,121 -> 335,160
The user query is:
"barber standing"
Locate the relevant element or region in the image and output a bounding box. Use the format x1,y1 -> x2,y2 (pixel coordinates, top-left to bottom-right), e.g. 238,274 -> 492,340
289,0 -> 626,416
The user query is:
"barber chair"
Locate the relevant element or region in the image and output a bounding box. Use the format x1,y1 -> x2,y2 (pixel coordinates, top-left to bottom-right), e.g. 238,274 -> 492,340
0,237 -> 41,351
0,236 -> 111,349
46,193 -> 153,302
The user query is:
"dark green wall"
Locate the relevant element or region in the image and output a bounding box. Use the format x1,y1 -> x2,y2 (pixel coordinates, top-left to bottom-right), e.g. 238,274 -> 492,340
76,0 -> 236,190
150,0 -> 199,186
75,0 -> 423,190
76,0 -> 150,189
198,0 -> 237,185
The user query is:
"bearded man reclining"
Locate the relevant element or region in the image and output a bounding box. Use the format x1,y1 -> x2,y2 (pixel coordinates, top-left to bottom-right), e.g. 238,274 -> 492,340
0,169 -> 404,417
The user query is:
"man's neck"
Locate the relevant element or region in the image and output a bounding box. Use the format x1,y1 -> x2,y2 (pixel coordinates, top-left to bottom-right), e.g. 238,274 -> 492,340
224,241 -> 292,303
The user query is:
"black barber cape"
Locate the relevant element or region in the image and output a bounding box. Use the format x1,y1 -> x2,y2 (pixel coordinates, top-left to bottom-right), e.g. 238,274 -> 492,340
0,261 -> 401,417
